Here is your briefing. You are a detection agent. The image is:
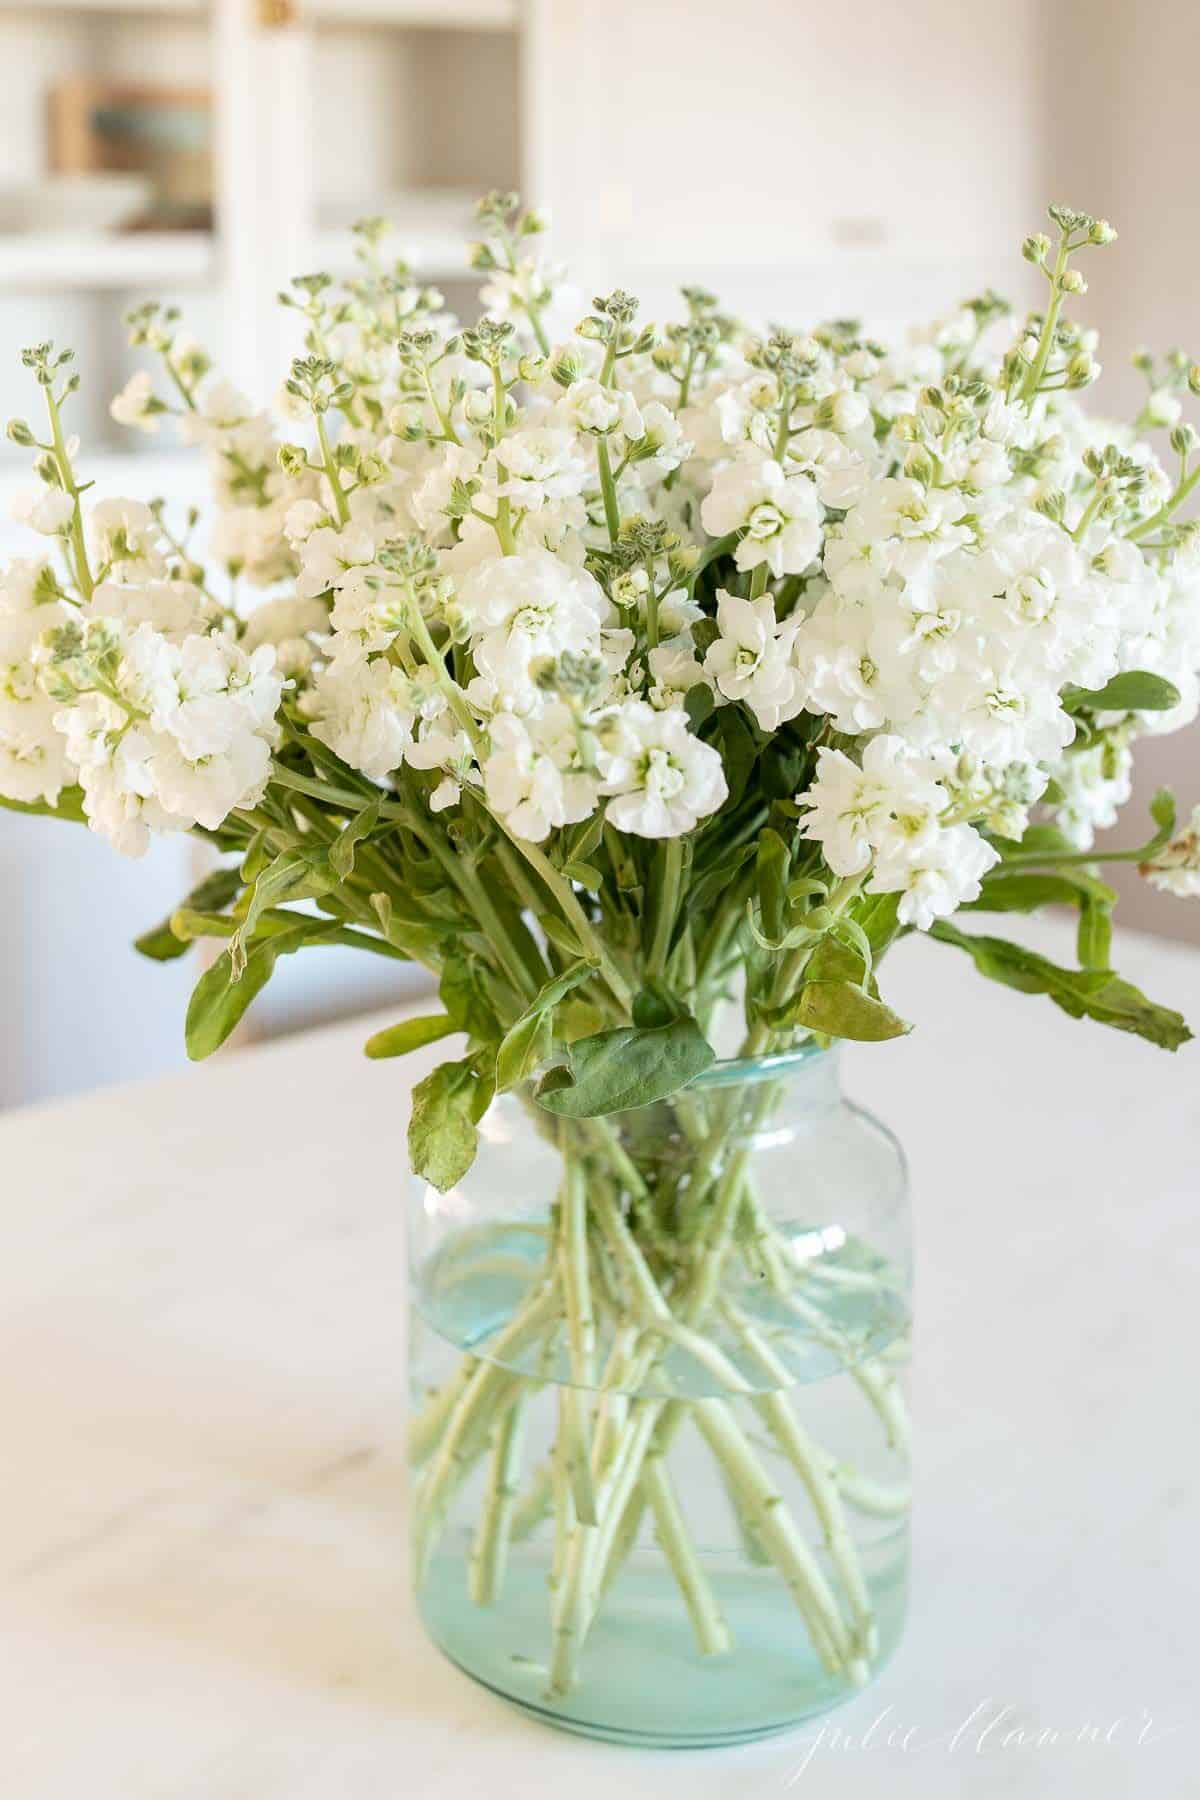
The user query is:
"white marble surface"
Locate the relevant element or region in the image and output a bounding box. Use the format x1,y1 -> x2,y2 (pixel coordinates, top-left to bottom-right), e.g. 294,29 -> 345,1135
2,916 -> 1198,1799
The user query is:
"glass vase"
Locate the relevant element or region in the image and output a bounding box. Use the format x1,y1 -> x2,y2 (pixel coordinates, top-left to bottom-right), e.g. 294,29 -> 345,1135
406,1046 -> 911,1748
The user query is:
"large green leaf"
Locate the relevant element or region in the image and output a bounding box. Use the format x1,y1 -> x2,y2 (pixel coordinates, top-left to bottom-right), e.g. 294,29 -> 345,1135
1063,671 -> 1181,713
440,952 -> 502,1041
135,867 -> 243,961
329,799 -> 382,879
930,923 -> 1192,1051
536,1014 -> 715,1117
496,959 -> 595,1091
185,926 -> 309,1061
364,1014 -> 458,1060
230,851 -> 335,978
0,784 -> 87,824
964,868 -> 1116,915
786,979 -> 911,1042
409,1056 -> 495,1191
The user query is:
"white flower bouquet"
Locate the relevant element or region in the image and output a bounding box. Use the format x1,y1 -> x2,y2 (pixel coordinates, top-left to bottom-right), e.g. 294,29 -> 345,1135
3,195 -> 1198,1732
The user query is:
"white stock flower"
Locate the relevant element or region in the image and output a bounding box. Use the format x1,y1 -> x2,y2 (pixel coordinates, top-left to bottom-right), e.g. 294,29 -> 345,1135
483,704 -> 600,842
556,378 -> 640,436
1049,738 -> 1133,849
870,822 -> 999,930
458,549 -> 611,709
600,700 -> 727,838
86,578 -> 215,643
0,606 -> 70,803
407,719 -> 477,813
798,737 -> 948,877
1142,804 -> 1200,897
700,448 -> 822,578
704,590 -> 803,729
109,370 -> 160,435
90,498 -> 167,581
12,487 -> 74,537
308,655 -> 416,781
483,427 -> 589,513
646,641 -> 707,709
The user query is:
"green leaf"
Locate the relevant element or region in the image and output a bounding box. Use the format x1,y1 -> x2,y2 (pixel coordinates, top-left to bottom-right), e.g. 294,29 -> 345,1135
712,707 -> 758,806
964,869 -> 1116,914
631,981 -> 685,1030
230,852 -> 335,978
562,859 -> 604,892
1077,891 -> 1113,971
1064,671 -> 1182,714
562,810 -> 605,867
684,684 -> 715,730
184,926 -> 308,1061
496,959 -> 595,1091
930,923 -> 1192,1051
409,1056 -> 495,1191
440,952 -> 501,1040
329,799 -> 382,879
135,867 -> 242,961
538,912 -> 585,958
1150,786 -> 1177,836
536,1014 -> 715,1117
364,1013 -> 457,1060
756,828 -> 790,945
689,841 -> 756,916
370,892 -> 445,964
0,784 -> 87,824
787,980 -> 911,1042
998,823 -> 1076,860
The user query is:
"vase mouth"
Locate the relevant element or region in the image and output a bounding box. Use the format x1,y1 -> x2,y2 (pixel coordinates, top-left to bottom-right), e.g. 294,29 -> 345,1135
687,1040 -> 835,1092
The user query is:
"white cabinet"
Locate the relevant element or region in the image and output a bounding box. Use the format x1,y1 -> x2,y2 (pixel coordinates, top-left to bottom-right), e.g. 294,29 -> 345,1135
0,0 -> 530,1102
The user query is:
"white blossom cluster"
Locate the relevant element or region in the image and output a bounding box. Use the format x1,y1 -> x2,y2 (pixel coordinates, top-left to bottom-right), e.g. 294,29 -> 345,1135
5,201 -> 1200,934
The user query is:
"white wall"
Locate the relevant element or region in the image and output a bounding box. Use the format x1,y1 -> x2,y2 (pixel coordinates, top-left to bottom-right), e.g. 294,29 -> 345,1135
536,0 -> 1044,328
1044,0 -> 1200,942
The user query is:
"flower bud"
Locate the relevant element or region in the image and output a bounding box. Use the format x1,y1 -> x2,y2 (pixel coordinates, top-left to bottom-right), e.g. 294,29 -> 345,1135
1169,423 -> 1199,456
6,418 -> 33,446
277,443 -> 309,478
1089,219 -> 1117,245
1058,268 -> 1087,294
1146,388 -> 1183,427
903,445 -> 935,486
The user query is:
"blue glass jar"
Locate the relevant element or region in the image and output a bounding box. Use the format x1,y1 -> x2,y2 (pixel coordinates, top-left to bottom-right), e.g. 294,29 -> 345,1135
407,1047 -> 911,1747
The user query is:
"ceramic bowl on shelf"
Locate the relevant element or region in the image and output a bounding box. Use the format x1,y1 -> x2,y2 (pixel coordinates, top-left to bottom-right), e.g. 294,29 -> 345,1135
0,174 -> 152,236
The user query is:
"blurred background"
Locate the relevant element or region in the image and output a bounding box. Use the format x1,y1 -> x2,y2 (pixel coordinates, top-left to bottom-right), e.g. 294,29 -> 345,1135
0,0 -> 1196,1107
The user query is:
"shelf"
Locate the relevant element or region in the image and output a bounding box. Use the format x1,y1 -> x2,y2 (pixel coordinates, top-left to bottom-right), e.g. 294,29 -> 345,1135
0,232 -> 215,291
314,191 -> 483,278
0,0 -> 517,21
310,0 -> 516,24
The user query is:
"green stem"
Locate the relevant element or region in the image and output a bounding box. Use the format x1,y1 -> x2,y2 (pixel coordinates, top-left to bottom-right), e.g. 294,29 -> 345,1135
45,387 -> 94,601
595,439 -> 621,545
647,837 -> 684,979
469,1392 -> 528,1605
1019,237 -> 1070,403
314,412 -> 350,527
1129,461 -> 1200,541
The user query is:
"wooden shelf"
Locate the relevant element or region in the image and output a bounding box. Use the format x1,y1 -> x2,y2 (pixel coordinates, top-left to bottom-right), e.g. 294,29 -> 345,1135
0,232 -> 215,291
0,0 -> 517,21
310,0 -> 515,24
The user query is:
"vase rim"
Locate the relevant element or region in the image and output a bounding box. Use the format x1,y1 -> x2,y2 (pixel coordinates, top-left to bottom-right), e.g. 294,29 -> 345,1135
688,1040 -> 834,1092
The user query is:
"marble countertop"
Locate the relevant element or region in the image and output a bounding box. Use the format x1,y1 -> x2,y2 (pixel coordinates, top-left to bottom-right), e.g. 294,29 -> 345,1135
2,916 -> 1198,1799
